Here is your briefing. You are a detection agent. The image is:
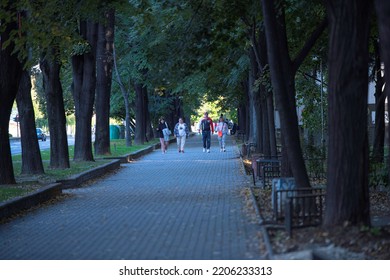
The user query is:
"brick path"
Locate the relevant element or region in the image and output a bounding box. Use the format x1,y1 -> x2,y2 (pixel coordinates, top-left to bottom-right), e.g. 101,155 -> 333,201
0,134 -> 263,260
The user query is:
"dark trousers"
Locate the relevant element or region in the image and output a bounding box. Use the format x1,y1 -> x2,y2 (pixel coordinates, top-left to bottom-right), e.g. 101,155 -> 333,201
202,130 -> 211,149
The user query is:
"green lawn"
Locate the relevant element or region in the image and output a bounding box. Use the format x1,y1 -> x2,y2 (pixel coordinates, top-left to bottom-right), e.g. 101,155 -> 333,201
0,185 -> 38,203
0,139 -> 159,203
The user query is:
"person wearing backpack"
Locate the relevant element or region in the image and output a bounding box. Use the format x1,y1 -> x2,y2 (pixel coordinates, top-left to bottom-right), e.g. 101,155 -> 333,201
197,112 -> 214,153
157,117 -> 170,154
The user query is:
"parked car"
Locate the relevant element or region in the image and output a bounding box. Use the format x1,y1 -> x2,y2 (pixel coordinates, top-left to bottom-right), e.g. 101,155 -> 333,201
36,128 -> 47,141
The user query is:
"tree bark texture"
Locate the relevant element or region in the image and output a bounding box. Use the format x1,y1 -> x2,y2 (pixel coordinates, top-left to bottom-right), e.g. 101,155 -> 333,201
324,0 -> 371,226
375,0 -> 390,180
261,0 -> 311,188
372,40 -> 385,163
40,49 -> 70,169
113,44 -> 132,146
134,83 -> 146,145
72,20 -> 98,161
95,9 -> 115,156
16,71 -> 44,174
249,48 -> 262,150
237,101 -> 247,136
250,21 -> 277,158
244,79 -> 251,141
267,92 -> 278,158
144,91 -> 153,141
247,68 -> 257,144
0,11 -> 23,184
261,93 -> 271,157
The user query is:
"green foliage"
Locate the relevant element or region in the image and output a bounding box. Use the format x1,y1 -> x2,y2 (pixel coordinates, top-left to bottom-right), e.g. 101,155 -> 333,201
1,0 -> 331,147
71,42 -> 91,56
284,0 -> 327,61
254,64 -> 273,96
111,0 -> 253,124
296,67 -> 327,135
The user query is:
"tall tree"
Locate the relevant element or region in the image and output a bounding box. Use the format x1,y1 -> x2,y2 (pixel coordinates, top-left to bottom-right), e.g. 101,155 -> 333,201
134,82 -> 147,144
72,20 -> 98,161
40,47 -> 70,169
16,70 -> 44,174
0,7 -> 23,184
113,43 -> 133,146
25,0 -> 80,170
375,0 -> 390,180
324,0 -> 371,226
371,39 -> 385,163
261,0 -> 327,189
95,8 -> 115,155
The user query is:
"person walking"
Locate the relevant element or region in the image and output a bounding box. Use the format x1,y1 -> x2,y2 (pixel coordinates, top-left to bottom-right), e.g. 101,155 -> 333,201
157,117 -> 170,154
197,112 -> 214,153
174,117 -> 189,153
215,116 -> 229,152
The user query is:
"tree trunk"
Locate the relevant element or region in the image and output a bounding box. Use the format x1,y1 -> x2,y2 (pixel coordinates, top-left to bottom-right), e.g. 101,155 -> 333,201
144,91 -> 153,141
113,44 -> 132,146
142,85 -> 150,141
375,0 -> 390,180
371,40 -> 385,163
95,9 -> 115,156
134,83 -> 146,145
247,65 -> 256,144
250,21 -> 276,157
324,0 -> 371,226
237,100 -> 246,135
261,0 -> 311,188
244,78 -> 251,142
40,49 -> 70,169
261,93 -> 271,157
72,20 -> 98,161
267,91 -> 278,158
16,71 -> 44,174
0,11 -> 23,184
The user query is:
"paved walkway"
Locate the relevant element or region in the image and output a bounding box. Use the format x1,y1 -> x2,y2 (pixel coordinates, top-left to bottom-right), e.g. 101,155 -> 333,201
0,134 -> 263,260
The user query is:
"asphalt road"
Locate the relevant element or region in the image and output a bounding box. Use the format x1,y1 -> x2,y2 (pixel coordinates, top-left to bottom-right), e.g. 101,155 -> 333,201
10,137 -> 75,155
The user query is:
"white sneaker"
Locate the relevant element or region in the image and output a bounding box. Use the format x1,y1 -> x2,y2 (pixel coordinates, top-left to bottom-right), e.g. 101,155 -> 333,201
207,149 -> 210,153
203,148 -> 206,152
220,148 -> 223,152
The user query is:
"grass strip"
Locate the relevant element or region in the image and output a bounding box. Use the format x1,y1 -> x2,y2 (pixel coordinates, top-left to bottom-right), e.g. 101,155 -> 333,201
0,139 -> 159,203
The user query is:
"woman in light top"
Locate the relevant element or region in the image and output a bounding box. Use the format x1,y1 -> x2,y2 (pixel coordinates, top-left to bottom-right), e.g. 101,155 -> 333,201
215,116 -> 229,152
174,117 -> 189,153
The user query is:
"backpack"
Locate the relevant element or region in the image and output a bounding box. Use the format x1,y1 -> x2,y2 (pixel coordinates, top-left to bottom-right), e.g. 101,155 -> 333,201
201,119 -> 211,131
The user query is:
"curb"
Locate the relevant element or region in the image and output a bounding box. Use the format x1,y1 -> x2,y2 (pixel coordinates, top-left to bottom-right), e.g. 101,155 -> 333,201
58,159 -> 121,189
0,141 -> 161,220
235,141 -> 275,260
104,146 -> 155,163
247,187 -> 275,259
0,183 -> 62,220
103,138 -> 179,163
1,134 -> 207,221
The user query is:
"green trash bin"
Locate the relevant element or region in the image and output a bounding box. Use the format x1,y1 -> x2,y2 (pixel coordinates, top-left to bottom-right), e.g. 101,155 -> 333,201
109,125 -> 120,139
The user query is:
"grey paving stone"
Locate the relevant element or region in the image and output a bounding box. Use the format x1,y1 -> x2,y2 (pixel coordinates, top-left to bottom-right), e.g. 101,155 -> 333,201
0,135 -> 264,260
